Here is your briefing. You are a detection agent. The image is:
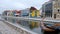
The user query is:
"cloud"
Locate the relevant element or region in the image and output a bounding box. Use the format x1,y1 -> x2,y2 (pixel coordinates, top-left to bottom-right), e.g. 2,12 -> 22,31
13,2 -> 27,9
0,0 -> 49,14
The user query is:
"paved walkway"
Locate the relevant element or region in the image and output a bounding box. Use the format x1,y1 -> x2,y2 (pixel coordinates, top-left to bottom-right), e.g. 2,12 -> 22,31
0,21 -> 20,34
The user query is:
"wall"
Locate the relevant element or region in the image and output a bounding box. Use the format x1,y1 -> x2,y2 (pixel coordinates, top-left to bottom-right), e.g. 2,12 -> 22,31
52,0 -> 60,19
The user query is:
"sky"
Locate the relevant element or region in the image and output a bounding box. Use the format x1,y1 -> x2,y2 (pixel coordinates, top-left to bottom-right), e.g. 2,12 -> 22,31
0,0 -> 49,14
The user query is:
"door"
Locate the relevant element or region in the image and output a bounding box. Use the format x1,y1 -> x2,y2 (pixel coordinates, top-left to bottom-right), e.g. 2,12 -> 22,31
54,14 -> 56,19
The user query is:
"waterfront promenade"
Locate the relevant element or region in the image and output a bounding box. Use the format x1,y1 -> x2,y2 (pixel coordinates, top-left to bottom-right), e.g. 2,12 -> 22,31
0,16 -> 60,34
0,20 -> 21,34
0,17 -> 38,34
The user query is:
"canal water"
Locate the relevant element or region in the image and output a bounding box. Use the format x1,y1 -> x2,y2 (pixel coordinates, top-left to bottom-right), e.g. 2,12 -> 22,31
3,17 -> 43,34
4,17 -> 60,34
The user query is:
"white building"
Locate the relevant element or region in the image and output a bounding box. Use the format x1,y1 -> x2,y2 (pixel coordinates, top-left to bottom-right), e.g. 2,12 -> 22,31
42,0 -> 60,19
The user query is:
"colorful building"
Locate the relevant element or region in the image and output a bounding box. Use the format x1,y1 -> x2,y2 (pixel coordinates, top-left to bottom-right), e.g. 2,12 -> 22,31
13,10 -> 21,17
2,7 -> 40,18
2,10 -> 13,16
30,7 -> 40,18
2,10 -> 21,17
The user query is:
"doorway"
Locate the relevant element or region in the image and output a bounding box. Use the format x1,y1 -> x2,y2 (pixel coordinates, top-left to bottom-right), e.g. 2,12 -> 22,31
54,14 -> 56,19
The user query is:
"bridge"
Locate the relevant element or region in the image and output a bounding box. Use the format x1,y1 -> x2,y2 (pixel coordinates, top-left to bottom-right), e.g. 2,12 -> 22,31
0,16 -> 60,34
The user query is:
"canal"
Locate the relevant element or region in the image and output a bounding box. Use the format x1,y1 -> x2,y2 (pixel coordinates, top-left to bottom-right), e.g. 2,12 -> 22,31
3,17 -> 43,34
3,17 -> 60,34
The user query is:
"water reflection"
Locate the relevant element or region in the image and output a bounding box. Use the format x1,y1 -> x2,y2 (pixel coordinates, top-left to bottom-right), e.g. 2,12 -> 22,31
29,21 -> 39,29
4,17 -> 42,34
3,17 -> 60,34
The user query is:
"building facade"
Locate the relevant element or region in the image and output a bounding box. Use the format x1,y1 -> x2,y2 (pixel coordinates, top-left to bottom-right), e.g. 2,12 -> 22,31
42,0 -> 60,19
21,8 -> 30,17
2,10 -> 21,17
2,10 -> 14,16
30,7 -> 40,18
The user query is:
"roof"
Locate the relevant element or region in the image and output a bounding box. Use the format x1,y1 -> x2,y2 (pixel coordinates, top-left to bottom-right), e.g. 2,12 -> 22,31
30,7 -> 37,10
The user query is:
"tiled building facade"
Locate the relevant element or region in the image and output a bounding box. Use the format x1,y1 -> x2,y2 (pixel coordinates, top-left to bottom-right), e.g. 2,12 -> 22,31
42,0 -> 60,19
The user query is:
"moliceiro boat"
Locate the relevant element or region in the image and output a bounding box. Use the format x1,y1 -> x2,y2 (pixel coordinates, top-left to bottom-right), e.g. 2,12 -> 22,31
41,19 -> 60,34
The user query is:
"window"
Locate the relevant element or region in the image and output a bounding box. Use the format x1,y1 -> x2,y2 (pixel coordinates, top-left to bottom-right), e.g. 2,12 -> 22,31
45,2 -> 52,17
58,9 -> 60,12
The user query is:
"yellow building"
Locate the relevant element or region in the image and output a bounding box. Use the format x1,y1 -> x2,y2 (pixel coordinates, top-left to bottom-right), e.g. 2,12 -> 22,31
31,10 -> 35,17
36,10 -> 40,17
30,10 -> 40,17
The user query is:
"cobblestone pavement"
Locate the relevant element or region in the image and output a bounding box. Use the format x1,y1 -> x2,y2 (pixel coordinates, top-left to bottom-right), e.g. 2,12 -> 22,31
0,21 -> 21,34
